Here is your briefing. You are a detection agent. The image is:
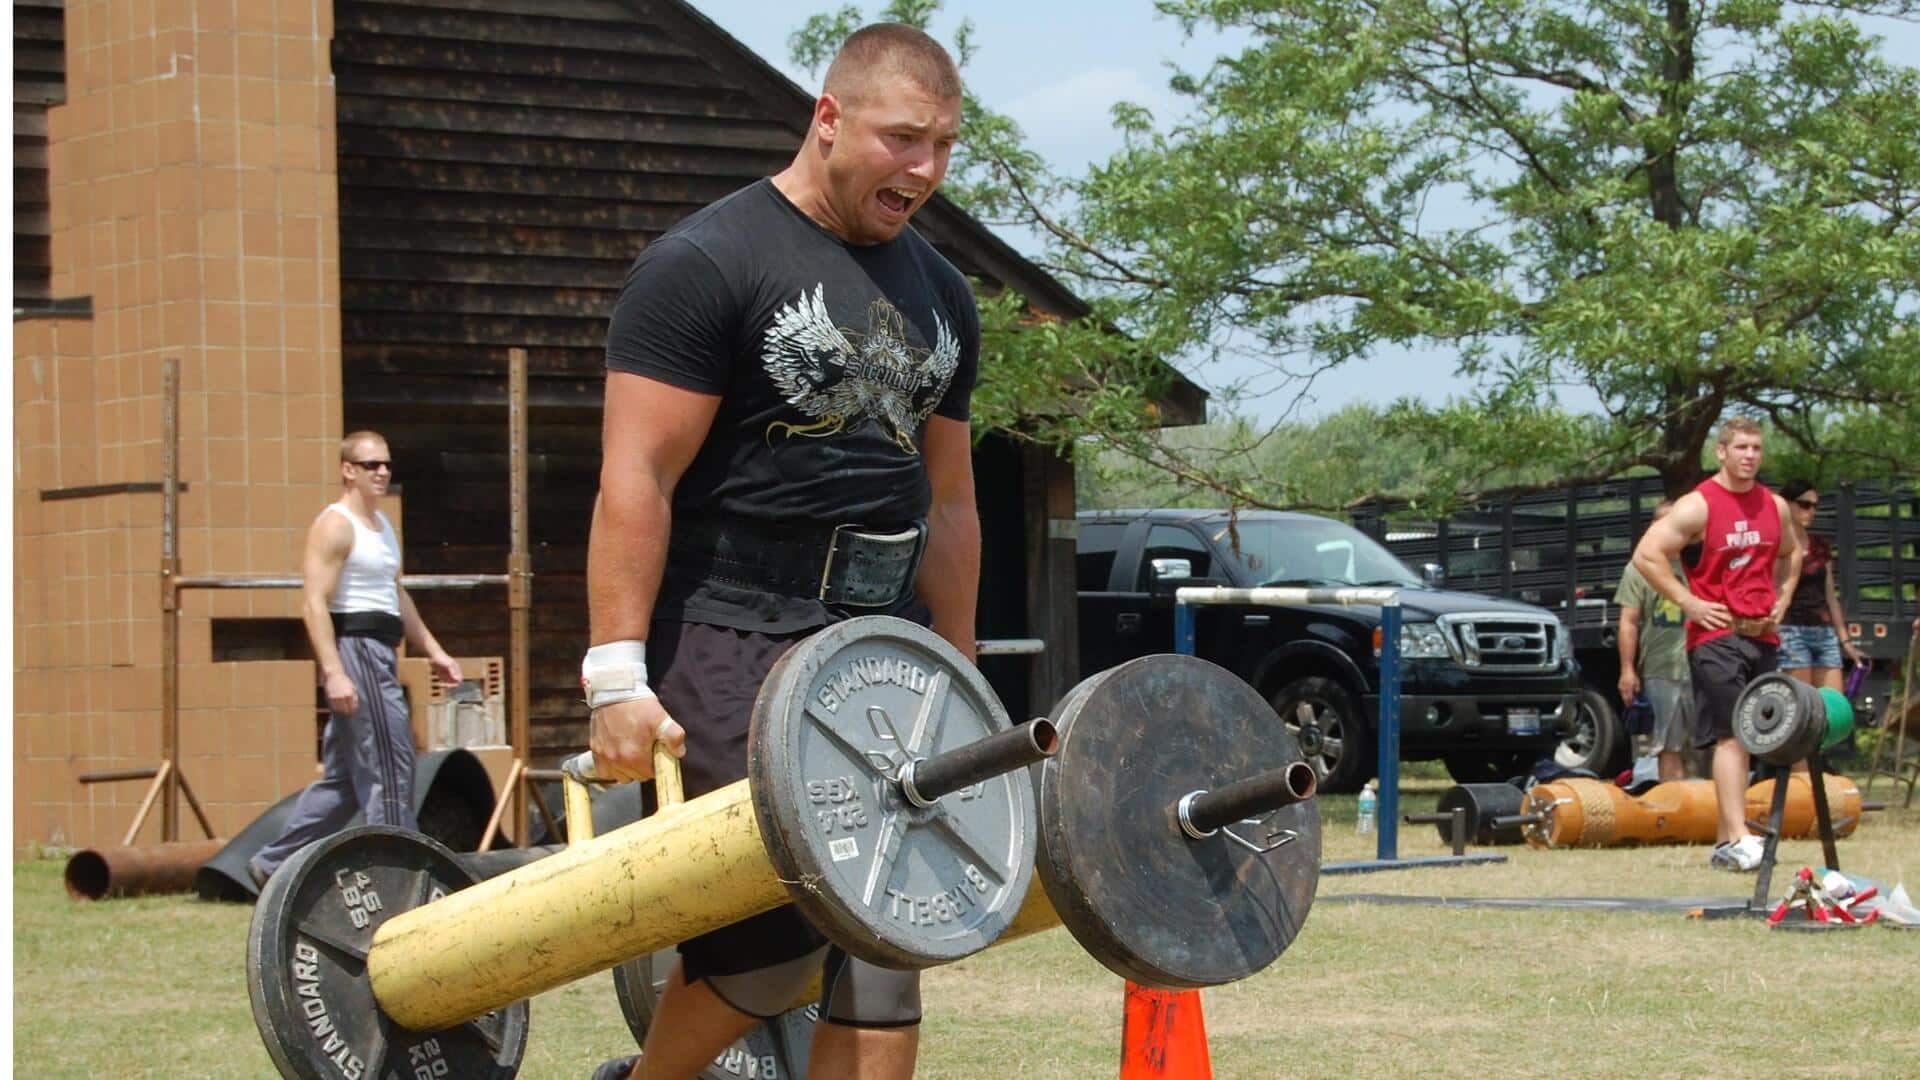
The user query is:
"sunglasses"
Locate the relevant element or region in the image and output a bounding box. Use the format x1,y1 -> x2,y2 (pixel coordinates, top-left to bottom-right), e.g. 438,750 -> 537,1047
1792,497 -> 1818,510
350,460 -> 392,473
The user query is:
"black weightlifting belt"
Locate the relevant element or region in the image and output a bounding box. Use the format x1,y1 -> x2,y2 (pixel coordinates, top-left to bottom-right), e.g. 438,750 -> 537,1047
332,611 -> 404,648
668,516 -> 926,608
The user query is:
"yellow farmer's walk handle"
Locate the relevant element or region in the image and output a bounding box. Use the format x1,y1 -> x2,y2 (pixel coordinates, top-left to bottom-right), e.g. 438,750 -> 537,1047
559,745 -> 684,845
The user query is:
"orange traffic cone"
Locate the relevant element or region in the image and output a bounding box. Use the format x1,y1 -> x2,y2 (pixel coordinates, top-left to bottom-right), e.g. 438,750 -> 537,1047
1120,983 -> 1213,1079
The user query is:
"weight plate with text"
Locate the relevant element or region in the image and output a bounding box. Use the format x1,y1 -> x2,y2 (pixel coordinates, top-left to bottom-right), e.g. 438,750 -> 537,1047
1035,654 -> 1321,989
247,825 -> 528,1079
748,615 -> 1035,969
612,948 -> 816,1080
1734,673 -> 1825,765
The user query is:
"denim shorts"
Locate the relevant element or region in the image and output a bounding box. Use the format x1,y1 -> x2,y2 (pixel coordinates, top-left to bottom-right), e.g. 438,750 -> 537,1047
1777,623 -> 1842,670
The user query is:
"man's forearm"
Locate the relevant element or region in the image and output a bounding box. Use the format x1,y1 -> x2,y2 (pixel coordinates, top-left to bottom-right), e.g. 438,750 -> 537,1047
1632,549 -> 1693,610
303,597 -> 348,679
916,500 -> 981,661
1617,617 -> 1640,677
587,488 -> 672,645
397,588 -> 444,658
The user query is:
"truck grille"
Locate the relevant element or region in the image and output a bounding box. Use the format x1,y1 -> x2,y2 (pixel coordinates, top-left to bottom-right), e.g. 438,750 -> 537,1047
1439,614 -> 1560,672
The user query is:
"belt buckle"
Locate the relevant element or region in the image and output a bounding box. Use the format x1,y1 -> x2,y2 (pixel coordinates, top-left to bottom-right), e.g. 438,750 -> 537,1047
818,524 -> 923,605
818,524 -> 852,601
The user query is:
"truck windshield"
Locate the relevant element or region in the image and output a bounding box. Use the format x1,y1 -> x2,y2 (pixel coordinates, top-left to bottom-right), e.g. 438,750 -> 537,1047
1204,518 -> 1422,589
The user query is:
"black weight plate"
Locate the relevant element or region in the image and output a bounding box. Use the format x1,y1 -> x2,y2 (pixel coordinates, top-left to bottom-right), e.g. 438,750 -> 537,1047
612,949 -> 816,1080
749,616 -> 1035,969
1035,654 -> 1321,989
247,825 -> 528,1079
1734,673 -> 1825,765
1435,783 -> 1527,845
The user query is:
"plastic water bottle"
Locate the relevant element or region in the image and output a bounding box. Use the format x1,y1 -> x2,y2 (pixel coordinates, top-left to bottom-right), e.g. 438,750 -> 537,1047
1356,781 -> 1378,836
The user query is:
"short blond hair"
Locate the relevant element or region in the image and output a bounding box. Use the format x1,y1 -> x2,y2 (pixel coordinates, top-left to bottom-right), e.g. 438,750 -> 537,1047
1715,416 -> 1762,446
823,23 -> 962,107
340,430 -> 387,463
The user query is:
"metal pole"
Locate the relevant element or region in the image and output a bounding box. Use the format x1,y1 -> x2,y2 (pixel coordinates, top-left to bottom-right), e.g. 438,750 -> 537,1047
1174,600 -> 1196,656
1377,601 -> 1402,861
160,357 -> 181,842
508,348 -> 532,846
1563,486 -> 1579,621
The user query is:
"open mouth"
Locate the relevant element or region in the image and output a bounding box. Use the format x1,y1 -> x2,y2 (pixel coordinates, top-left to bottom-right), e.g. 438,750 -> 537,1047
876,186 -> 918,215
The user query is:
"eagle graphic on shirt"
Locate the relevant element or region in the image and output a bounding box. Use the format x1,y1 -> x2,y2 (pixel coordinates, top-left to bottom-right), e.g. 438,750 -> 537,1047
761,285 -> 960,455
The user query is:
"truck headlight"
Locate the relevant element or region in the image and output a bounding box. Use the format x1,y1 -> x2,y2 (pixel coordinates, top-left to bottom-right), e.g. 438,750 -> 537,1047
1551,620 -> 1571,664
1389,622 -> 1453,660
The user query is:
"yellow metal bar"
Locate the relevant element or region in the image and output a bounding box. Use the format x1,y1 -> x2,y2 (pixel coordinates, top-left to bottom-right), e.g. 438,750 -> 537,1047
368,779 -> 784,1031
653,747 -> 684,808
563,776 -> 594,845
775,869 -> 1066,1011
1003,883 -> 1062,943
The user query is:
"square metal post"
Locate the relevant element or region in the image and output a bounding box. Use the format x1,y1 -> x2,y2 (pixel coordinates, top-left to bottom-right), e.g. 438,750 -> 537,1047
1377,602 -> 1402,861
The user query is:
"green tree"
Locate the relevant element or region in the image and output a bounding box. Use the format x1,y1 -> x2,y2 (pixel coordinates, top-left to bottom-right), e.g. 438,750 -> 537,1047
797,2 -> 1920,507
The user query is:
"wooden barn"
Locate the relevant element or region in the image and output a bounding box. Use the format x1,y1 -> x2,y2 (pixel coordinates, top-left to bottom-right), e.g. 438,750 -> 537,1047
11,0 -> 1202,852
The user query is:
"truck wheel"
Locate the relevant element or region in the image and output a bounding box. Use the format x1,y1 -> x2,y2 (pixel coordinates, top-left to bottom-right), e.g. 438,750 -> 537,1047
1555,685 -> 1624,776
1270,676 -> 1371,793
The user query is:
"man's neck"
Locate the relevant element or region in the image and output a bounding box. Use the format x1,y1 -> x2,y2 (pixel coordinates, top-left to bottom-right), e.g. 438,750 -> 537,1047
339,489 -> 379,521
1713,469 -> 1756,494
769,163 -> 849,241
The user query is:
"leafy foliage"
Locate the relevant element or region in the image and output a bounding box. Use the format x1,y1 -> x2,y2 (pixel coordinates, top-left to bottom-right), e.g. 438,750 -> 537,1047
795,1 -> 1920,507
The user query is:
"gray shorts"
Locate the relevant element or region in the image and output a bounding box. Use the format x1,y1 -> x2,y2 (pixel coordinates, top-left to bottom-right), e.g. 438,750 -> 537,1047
1644,677 -> 1693,755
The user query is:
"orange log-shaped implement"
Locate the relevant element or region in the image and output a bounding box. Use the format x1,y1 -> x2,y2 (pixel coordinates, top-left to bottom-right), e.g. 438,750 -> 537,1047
1517,773 -> 1861,849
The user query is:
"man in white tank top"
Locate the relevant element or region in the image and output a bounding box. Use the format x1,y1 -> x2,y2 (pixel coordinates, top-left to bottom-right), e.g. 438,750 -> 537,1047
247,431 -> 463,886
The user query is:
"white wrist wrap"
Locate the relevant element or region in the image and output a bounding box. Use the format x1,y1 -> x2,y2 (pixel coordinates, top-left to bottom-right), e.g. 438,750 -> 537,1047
582,640 -> 655,708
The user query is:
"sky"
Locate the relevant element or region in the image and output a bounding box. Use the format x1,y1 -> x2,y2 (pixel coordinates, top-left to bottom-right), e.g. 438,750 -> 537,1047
683,1 -> 1920,424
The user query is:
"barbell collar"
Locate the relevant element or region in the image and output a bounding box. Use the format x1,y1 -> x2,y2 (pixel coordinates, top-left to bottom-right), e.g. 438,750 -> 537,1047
897,717 -> 1058,808
1177,761 -> 1318,838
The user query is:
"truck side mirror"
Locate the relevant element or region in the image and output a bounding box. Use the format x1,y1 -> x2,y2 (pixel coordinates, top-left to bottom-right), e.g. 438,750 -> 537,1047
1150,557 -> 1193,583
1421,562 -> 1445,587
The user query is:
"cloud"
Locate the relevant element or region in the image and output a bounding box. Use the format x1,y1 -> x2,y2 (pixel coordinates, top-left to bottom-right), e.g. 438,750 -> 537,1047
1005,66 -> 1176,171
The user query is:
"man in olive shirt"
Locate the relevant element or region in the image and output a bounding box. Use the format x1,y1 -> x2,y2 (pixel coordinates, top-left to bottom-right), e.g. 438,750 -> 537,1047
1616,502 -> 1692,782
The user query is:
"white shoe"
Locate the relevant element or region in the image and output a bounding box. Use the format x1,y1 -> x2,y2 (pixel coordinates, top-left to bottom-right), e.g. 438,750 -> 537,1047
1709,835 -> 1765,871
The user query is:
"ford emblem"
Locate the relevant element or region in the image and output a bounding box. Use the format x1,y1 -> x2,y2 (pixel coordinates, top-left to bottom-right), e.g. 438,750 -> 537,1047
1499,635 -> 1528,650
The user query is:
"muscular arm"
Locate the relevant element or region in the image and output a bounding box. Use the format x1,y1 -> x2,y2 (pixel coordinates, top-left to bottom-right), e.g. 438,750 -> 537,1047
301,513 -> 358,715
1770,494 -> 1802,625
584,372 -> 721,779
915,415 -> 981,662
586,373 -> 720,642
1631,492 -> 1729,630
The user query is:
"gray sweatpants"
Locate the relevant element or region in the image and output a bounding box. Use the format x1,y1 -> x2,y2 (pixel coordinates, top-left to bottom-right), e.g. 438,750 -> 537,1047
252,635 -> 415,875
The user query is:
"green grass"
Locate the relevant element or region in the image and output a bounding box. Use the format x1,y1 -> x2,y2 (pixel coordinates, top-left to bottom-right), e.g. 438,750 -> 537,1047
15,778 -> 1920,1078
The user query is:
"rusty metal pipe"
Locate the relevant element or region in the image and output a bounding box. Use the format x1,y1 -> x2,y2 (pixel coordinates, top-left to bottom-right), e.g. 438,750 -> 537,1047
64,840 -> 226,900
1180,761 -> 1318,837
899,718 -> 1058,806
77,768 -> 161,784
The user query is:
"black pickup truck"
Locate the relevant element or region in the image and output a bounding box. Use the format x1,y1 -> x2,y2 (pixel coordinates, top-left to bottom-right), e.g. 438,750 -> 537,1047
1076,509 -> 1583,792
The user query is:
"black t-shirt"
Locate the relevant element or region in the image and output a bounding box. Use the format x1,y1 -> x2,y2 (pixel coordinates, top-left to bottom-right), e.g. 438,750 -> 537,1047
605,179 -> 981,631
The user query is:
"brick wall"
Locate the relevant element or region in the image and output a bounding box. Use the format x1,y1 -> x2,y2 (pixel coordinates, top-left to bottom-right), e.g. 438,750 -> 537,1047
13,0 -> 350,852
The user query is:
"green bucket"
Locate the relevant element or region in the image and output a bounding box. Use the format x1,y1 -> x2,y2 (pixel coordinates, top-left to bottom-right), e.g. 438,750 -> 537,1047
1816,687 -> 1855,750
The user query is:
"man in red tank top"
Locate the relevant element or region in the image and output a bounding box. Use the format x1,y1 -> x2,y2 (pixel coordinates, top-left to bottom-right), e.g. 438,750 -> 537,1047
1630,417 -> 1802,871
